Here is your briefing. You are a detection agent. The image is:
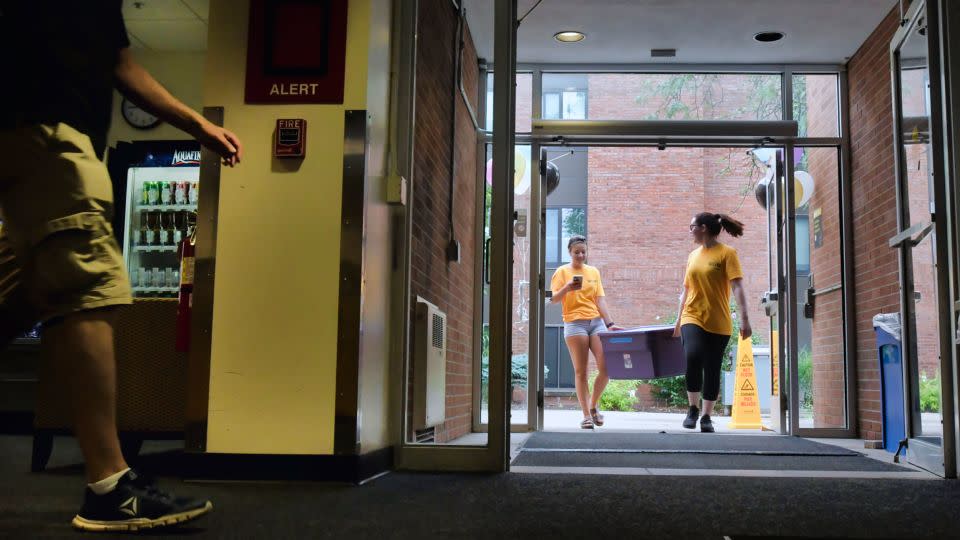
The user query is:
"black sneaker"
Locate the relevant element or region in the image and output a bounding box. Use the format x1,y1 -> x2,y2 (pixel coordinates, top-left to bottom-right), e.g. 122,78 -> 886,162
72,470 -> 212,532
682,406 -> 699,429
700,414 -> 715,433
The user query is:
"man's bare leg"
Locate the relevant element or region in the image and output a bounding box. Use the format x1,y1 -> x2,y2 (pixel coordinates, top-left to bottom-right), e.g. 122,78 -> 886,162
44,309 -> 128,483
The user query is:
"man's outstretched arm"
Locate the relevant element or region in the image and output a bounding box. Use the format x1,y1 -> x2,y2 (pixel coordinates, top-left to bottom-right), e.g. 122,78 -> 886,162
113,48 -> 243,166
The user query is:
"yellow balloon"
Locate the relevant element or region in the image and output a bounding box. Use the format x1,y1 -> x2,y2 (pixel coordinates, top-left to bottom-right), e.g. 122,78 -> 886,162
514,149 -> 527,188
794,171 -> 814,208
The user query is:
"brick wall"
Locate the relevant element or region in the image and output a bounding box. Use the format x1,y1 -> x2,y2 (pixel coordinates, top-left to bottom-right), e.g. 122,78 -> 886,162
847,7 -> 903,441
802,73 -> 846,428
411,0 -> 480,442
584,146 -> 770,366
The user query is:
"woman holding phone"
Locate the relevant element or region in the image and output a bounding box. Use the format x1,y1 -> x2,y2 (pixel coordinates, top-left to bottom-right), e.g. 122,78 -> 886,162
673,213 -> 752,433
550,235 -> 622,429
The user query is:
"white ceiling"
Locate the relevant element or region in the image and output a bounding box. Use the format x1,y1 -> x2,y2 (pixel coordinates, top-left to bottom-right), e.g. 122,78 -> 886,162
466,0 -> 898,64
122,0 -> 209,52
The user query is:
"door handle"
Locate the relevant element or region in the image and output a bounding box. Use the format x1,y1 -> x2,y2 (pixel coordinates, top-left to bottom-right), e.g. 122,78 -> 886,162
888,221 -> 933,248
955,300 -> 960,345
761,290 -> 779,317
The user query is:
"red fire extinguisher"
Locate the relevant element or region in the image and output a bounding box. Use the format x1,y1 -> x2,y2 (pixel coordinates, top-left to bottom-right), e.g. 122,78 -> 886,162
175,225 -> 197,352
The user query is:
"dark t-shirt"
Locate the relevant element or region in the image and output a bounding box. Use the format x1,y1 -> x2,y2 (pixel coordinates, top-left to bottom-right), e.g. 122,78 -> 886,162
0,1 -> 130,157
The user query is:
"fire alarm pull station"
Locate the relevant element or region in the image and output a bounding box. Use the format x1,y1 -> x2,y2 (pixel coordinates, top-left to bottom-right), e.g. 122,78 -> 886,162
275,119 -> 306,158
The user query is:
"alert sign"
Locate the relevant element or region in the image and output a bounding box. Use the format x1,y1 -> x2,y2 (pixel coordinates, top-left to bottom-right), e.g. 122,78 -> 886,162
729,336 -> 764,430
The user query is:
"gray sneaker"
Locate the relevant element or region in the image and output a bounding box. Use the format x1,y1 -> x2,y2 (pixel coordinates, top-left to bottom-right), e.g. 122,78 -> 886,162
700,414 -> 715,433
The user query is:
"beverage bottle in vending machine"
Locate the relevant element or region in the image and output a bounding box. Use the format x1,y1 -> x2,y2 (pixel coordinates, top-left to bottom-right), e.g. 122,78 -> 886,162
148,182 -> 160,205
172,211 -> 184,245
139,211 -> 149,245
189,181 -> 199,205
140,181 -> 151,205
161,181 -> 172,205
150,211 -> 161,245
159,211 -> 169,245
175,181 -> 187,205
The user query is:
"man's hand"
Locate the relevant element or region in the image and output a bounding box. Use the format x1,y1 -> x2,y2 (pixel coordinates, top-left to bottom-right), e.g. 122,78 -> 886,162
114,49 -> 242,167
196,121 -> 243,167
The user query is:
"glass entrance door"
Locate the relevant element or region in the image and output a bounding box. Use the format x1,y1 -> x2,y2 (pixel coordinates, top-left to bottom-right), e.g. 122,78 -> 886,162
533,142 -> 799,432
889,0 -> 956,476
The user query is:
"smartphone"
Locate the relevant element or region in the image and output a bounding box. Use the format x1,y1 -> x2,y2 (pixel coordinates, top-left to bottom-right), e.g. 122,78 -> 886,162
572,275 -> 583,288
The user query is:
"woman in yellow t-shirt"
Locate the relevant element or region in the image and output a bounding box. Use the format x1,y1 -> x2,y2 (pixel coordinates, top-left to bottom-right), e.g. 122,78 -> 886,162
672,213 -> 752,433
550,235 -> 622,429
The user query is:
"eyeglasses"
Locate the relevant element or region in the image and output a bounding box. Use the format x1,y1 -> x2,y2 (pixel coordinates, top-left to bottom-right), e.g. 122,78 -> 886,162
689,224 -> 700,230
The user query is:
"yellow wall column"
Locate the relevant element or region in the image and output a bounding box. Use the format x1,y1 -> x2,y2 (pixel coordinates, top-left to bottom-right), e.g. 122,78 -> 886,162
203,0 -> 372,455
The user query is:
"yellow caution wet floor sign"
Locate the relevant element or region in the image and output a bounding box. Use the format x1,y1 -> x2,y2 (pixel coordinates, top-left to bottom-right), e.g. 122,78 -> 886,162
729,336 -> 764,430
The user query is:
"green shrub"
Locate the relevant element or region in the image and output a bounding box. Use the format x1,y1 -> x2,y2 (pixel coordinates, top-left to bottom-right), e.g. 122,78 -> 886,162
589,373 -> 639,411
920,373 -> 941,413
798,347 -> 814,409
653,375 -> 689,407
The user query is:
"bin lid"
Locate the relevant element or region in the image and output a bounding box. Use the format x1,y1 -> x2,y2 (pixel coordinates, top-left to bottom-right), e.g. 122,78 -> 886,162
872,313 -> 901,342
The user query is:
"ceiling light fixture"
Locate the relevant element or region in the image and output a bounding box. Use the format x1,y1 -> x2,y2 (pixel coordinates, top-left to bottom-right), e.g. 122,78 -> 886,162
554,31 -> 585,43
754,31 -> 785,43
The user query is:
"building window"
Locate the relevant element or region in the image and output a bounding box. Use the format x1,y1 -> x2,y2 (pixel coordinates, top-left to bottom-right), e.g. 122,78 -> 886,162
542,90 -> 587,120
545,207 -> 587,266
796,213 -> 810,273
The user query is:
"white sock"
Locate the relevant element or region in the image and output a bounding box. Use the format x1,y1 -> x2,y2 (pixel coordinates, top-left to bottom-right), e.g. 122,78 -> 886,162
88,468 -> 131,495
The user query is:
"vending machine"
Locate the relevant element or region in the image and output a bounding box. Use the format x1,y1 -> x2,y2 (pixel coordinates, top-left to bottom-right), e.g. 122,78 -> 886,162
107,140 -> 201,298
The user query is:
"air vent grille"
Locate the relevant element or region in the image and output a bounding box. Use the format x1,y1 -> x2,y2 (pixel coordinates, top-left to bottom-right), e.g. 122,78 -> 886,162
651,48 -> 676,58
415,427 -> 436,443
432,313 -> 444,349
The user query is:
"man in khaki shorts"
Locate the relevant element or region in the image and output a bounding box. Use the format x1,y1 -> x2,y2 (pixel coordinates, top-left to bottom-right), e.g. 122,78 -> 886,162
1,1 -> 241,532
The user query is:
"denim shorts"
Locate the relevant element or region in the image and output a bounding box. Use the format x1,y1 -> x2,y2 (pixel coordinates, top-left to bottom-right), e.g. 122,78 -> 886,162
563,318 -> 606,339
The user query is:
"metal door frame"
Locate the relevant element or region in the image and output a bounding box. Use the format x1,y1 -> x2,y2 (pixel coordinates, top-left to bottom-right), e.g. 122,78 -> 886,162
935,0 -> 960,480
394,0 -> 516,472
889,0 -> 958,477
528,114 -> 856,438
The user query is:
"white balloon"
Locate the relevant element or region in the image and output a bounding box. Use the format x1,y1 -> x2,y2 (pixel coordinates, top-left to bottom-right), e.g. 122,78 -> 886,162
751,147 -> 776,165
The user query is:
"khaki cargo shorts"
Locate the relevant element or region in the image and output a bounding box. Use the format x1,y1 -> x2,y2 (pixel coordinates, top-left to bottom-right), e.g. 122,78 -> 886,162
0,123 -> 132,341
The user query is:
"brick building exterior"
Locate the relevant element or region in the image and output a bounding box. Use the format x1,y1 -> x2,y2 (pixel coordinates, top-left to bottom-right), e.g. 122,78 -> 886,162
410,0 -> 481,442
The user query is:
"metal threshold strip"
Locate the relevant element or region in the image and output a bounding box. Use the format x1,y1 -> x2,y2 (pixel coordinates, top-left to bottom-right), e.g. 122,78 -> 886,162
510,466 -> 937,480
519,448 -> 856,457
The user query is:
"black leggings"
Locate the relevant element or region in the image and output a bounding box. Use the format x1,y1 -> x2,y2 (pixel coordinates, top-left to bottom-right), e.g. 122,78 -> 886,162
681,324 -> 731,402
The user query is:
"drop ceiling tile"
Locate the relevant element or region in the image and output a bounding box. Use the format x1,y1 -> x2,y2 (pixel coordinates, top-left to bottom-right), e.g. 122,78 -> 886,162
128,32 -> 149,50
123,0 -> 197,21
125,20 -> 208,51
181,0 -> 210,21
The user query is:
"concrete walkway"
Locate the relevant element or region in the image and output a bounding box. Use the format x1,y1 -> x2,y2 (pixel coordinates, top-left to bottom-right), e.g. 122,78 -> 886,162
541,409 -> 767,433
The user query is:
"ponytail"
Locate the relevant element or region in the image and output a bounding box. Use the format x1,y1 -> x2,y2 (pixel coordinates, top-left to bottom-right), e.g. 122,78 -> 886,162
718,214 -> 745,238
693,212 -> 745,238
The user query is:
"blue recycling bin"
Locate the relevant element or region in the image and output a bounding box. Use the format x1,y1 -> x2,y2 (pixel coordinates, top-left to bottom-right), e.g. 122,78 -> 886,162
874,314 -> 905,453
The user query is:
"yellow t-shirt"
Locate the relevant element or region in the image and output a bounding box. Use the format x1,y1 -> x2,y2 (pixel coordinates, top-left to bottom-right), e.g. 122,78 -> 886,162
680,243 -> 744,336
550,264 -> 605,323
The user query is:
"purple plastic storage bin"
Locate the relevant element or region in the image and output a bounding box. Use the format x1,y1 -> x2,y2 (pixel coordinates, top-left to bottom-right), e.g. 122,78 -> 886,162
599,325 -> 687,380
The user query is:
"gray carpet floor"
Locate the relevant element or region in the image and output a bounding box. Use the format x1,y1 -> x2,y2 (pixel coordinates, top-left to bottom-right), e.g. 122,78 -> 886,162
0,435 -> 957,539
